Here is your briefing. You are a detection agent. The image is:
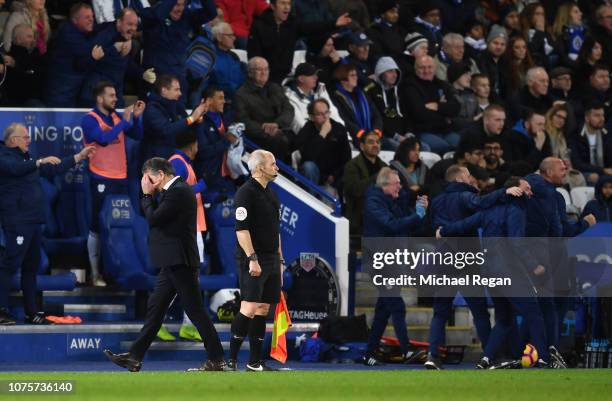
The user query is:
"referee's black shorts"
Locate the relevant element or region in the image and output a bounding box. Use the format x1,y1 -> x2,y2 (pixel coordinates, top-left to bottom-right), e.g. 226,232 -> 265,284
237,253 -> 281,304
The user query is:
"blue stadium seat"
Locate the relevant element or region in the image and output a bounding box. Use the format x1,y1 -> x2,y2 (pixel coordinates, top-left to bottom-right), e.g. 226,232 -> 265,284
99,195 -> 156,290
203,199 -> 238,290
8,244 -> 77,291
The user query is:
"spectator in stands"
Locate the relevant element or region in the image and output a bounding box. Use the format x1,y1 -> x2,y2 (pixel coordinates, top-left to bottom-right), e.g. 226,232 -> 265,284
414,2 -> 443,56
247,0 -> 351,84
343,130 -> 385,249
577,64 -> 611,122
295,98 -> 351,193
0,123 -> 94,325
206,22 -> 245,101
45,3 -> 99,107
463,19 -> 486,61
328,0 -> 370,31
570,102 -> 612,185
3,0 -> 50,54
509,66 -> 555,121
305,35 -> 343,88
461,104 -> 509,145
360,167 -> 428,367
501,36 -> 535,99
550,66 -> 573,102
425,138 -> 484,197
397,32 -> 428,78
574,37 -> 604,93
79,8 -> 142,108
405,55 -> 460,155
141,0 -> 217,103
482,136 -> 510,189
331,63 -> 382,145
497,4 -> 520,38
215,0 -> 269,49
552,2 -> 585,69
506,110 -> 551,170
142,75 -> 208,162
477,25 -> 507,98
520,2 -> 556,68
366,0 -> 406,62
592,5 -> 612,68
470,74 -> 495,115
92,0 -> 150,24
448,62 -> 479,131
233,57 -> 294,163
365,56 -> 409,150
81,81 -> 145,287
438,0 -> 476,37
389,136 -> 427,195
343,32 -> 375,87
292,0 -> 333,24
195,86 -> 239,193
285,62 -> 342,135
582,175 -> 612,222
4,24 -> 45,106
434,33 -> 479,82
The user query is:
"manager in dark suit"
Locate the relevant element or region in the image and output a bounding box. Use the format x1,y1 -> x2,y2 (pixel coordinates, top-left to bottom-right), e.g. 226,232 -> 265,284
104,157 -> 229,372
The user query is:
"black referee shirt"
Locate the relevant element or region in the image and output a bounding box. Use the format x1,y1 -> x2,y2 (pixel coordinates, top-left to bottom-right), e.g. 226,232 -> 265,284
234,177 -> 280,254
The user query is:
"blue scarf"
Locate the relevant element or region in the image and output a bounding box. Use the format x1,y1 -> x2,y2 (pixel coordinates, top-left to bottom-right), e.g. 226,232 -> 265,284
335,83 -> 371,132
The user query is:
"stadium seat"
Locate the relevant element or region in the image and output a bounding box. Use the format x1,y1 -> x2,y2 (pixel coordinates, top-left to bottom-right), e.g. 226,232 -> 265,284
291,150 -> 302,170
419,151 -> 442,169
557,187 -> 580,217
378,150 -> 394,164
291,50 -> 307,75
336,50 -> 349,59
570,186 -> 595,212
443,151 -> 455,160
351,150 -> 360,159
204,200 -> 239,290
99,195 -> 156,290
230,48 -> 248,64
9,246 -> 77,291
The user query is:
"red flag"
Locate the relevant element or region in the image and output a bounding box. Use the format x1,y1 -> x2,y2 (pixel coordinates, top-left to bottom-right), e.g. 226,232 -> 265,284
270,292 -> 292,363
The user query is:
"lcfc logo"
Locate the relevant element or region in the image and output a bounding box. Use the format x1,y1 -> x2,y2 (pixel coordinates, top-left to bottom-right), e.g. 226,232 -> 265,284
112,208 -> 121,219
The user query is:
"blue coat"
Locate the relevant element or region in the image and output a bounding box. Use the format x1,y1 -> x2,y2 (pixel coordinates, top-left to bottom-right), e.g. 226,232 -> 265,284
205,45 -> 245,100
141,92 -> 189,162
524,174 -> 562,238
582,175 -> 612,222
362,186 -> 422,237
430,181 -> 507,235
141,0 -> 216,87
0,143 -> 76,225
194,112 -> 230,183
80,23 -> 139,108
45,22 -> 96,107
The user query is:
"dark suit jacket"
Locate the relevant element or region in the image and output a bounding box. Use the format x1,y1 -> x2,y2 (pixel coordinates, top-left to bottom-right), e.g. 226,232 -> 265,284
141,178 -> 199,268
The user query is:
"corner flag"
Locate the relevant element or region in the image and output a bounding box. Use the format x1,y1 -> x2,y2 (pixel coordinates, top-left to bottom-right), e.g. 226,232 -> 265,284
270,292 -> 292,363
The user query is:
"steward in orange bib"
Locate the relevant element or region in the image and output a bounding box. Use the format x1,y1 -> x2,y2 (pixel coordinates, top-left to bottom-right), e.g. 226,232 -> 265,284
81,81 -> 145,286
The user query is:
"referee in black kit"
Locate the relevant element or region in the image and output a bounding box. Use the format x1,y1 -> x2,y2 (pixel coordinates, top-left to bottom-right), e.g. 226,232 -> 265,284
228,149 -> 285,372
104,158 -> 230,372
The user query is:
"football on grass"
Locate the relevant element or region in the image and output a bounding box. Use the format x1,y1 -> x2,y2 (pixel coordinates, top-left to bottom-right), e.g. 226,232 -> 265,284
521,344 -> 538,368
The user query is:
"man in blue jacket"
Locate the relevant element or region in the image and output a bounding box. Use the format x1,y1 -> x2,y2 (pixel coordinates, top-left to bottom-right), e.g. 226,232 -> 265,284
141,0 -> 217,103
0,123 -> 94,325
425,164 -> 523,369
206,22 -> 245,101
141,75 -> 208,164
361,167 -> 428,366
45,3 -> 101,107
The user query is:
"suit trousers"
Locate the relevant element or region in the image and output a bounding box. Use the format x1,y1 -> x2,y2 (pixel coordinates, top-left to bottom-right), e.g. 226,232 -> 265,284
129,264 -> 223,361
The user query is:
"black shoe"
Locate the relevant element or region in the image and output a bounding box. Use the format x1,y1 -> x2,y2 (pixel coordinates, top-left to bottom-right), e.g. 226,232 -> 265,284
490,360 -> 522,369
424,353 -> 443,370
476,357 -> 491,369
103,349 -> 142,372
0,308 -> 16,325
24,312 -> 53,325
360,355 -> 385,366
549,346 -> 568,368
227,359 -> 237,371
246,361 -> 279,372
187,359 -> 233,372
404,347 -> 426,364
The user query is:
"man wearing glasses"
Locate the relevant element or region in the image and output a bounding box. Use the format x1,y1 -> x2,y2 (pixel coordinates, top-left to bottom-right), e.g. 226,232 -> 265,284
0,123 -> 94,325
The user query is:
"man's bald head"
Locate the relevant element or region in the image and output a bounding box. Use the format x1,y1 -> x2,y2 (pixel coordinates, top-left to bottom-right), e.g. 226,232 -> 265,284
12,24 -> 35,50
415,55 -> 435,81
539,157 -> 566,186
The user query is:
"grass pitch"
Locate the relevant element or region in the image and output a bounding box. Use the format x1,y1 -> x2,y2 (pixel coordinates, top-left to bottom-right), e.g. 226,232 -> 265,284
1,370 -> 611,401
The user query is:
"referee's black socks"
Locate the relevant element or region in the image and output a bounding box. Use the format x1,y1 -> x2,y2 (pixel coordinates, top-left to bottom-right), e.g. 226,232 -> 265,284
230,312 -> 251,361
248,315 -> 267,365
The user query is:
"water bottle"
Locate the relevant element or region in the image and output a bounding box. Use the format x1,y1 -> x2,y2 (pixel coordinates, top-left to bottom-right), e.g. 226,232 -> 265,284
586,341 -> 592,368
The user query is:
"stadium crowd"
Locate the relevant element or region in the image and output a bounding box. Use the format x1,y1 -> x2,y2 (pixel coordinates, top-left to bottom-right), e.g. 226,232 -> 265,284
0,0 -> 611,369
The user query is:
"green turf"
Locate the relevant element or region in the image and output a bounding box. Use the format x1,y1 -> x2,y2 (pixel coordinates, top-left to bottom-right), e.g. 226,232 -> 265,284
1,370 -> 611,401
